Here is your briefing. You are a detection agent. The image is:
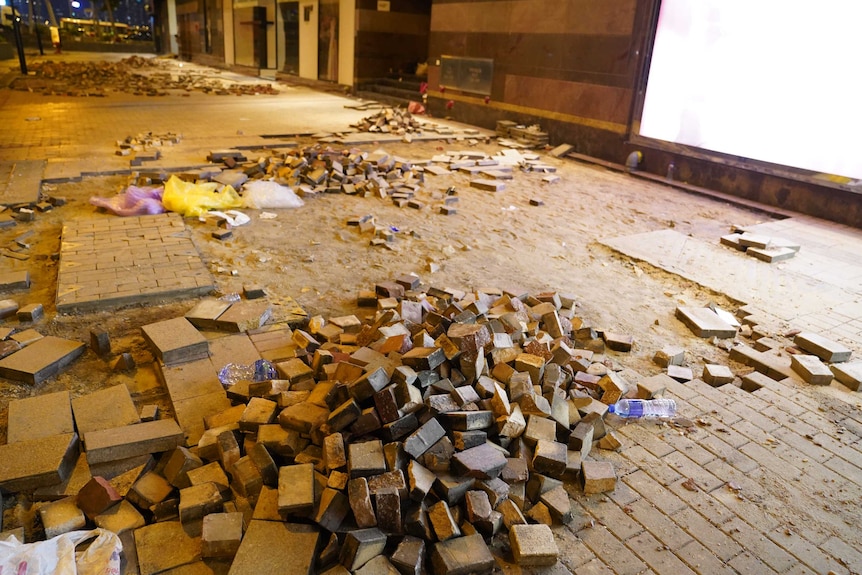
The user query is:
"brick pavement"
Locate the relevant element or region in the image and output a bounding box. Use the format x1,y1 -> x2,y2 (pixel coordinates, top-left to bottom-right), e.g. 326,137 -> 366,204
56,213 -> 213,312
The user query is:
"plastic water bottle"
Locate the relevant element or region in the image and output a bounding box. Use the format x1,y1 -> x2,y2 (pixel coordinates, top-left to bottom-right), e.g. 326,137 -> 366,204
608,398 -> 677,418
218,359 -> 277,387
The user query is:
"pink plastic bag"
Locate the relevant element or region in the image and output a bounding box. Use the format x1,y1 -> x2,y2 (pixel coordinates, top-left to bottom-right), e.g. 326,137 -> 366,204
90,186 -> 165,216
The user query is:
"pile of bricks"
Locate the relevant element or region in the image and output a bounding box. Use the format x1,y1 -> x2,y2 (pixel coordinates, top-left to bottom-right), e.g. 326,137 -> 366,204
720,227 -> 801,263
0,279 -> 647,573
115,132 -> 182,158
495,121 -> 549,148
351,108 -> 423,135
12,58 -> 279,98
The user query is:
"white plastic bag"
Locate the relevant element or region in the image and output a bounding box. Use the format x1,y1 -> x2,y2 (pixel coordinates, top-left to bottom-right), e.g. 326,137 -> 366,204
0,529 -> 122,575
208,210 -> 251,227
242,180 -> 304,209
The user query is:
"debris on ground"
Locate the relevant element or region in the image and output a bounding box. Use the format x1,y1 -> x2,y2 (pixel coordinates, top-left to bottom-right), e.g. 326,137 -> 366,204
10,57 -> 280,97
720,227 -> 801,263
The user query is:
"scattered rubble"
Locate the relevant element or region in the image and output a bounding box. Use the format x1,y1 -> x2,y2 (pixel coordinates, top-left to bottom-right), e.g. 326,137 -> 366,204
11,57 -> 280,98
720,227 -> 801,263
496,121 -> 549,148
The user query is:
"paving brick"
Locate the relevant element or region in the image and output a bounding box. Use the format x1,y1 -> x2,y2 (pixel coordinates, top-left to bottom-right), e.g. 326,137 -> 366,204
623,469 -> 687,514
201,511 -> 243,558
278,463 -> 315,517
790,354 -> 833,385
141,317 -> 209,366
94,499 -> 146,534
127,471 -> 174,509
6,390 -> 73,443
214,301 -> 272,332
675,307 -> 736,338
340,527 -> 388,571
582,460 -> 617,494
0,335 -> 85,384
793,332 -> 851,362
349,439 -> 387,478
39,495 -> 86,538
178,481 -> 223,523
76,475 -> 122,519
134,521 -> 201,575
451,442 -> 507,479
430,533 -> 494,575
0,432 -> 79,492
184,298 -> 231,330
72,384 -> 141,440
82,418 -> 182,465
830,360 -> 862,391
230,520 -> 321,575
509,523 -> 558,566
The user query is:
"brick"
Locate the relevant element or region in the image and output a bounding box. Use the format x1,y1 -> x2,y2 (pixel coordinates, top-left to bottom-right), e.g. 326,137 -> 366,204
184,299 -> 232,330
340,527 -> 388,571
201,511 -> 243,558
231,456 -> 264,500
667,364 -> 693,382
315,487 -> 351,532
178,481 -> 223,523
141,317 -> 208,365
375,487 -> 402,534
239,397 -> 278,432
230,520 -> 320,575
794,332 -> 852,363
598,371 -> 629,404
40,496 -> 86,538
349,439 -> 387,478
430,533 -> 495,575
790,354 -> 833,385
391,535 -> 425,575
7,390 -> 73,444
470,179 -> 506,192
17,303 -> 43,322
348,477 -> 377,528
277,463 -> 315,518
403,417 -> 446,459
532,439 -> 568,478
127,470 -> 174,510
510,523 -> 558,566
0,432 -> 79,492
428,500 -> 461,541
830,361 -> 862,391
76,475 -> 122,519
702,363 -> 734,386
675,306 -> 737,338
451,442 -> 507,479
747,245 -> 796,262
279,401 -> 329,434
582,460 -> 616,494
94,500 -> 146,534
84,419 -> 184,465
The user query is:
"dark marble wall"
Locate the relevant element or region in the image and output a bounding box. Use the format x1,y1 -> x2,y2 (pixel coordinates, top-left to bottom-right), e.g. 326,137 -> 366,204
355,0 -> 432,81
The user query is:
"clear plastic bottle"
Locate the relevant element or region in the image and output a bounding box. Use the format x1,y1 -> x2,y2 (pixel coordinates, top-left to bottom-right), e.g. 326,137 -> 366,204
218,358 -> 277,387
608,398 -> 677,418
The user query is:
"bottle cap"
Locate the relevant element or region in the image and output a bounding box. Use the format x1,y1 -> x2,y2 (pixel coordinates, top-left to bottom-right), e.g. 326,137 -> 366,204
607,404 -> 616,414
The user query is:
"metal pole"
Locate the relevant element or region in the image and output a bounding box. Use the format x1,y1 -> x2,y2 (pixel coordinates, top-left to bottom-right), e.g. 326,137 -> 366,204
11,12 -> 28,74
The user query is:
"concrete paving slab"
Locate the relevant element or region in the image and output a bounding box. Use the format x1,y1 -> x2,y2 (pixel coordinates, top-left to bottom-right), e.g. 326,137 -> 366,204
7,390 -> 74,443
228,520 -> 320,575
0,335 -> 85,384
142,317 -> 209,366
84,419 -> 184,465
72,384 -> 141,439
0,433 -> 80,492
0,160 -> 44,205
56,214 -> 214,313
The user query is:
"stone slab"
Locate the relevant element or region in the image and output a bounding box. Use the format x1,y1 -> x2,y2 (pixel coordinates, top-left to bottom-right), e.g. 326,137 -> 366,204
7,390 -> 73,443
228,520 -> 320,575
134,521 -> 201,575
84,419 -> 184,465
208,334 -> 261,370
430,533 -> 495,575
185,299 -> 232,330
1,160 -> 44,205
142,317 -> 209,366
0,335 -> 85,384
157,357 -> 224,402
0,433 -> 79,493
214,301 -> 273,333
72,384 -> 141,438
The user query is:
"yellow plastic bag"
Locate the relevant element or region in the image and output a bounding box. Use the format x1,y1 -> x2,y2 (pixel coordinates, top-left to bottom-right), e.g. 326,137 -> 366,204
161,175 -> 243,217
